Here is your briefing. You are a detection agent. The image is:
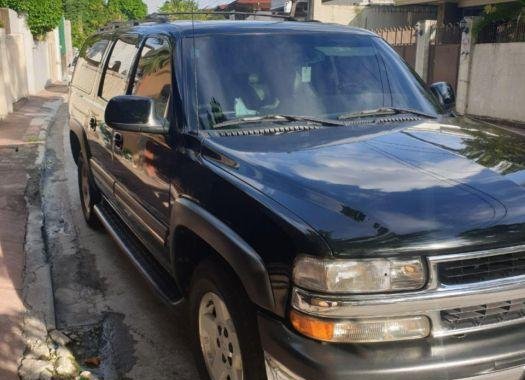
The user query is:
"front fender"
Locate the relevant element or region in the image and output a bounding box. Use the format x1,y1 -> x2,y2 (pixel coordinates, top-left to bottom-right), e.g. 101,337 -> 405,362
170,197 -> 275,312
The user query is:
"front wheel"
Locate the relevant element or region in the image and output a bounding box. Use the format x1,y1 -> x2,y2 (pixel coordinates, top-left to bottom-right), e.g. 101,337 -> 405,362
77,154 -> 101,229
189,260 -> 266,380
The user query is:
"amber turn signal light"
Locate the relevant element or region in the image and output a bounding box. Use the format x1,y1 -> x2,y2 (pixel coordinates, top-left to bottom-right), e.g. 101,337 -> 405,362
290,310 -> 335,341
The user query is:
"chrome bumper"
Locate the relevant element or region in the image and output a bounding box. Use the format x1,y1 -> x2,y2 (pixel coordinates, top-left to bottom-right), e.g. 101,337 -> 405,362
460,367 -> 524,380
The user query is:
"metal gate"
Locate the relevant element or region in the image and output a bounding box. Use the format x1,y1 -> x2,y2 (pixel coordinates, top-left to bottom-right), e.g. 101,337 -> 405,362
374,26 -> 417,70
427,23 -> 461,91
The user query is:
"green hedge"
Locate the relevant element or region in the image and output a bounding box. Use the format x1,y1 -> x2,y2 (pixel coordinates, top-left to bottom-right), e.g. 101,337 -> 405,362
63,0 -> 147,48
0,0 -> 62,37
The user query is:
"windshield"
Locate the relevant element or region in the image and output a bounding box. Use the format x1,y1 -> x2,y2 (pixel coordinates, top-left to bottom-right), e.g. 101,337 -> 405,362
185,32 -> 442,130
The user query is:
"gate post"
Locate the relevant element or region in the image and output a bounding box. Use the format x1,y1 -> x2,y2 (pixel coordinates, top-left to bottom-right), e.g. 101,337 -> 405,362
415,20 -> 435,82
456,17 -> 476,115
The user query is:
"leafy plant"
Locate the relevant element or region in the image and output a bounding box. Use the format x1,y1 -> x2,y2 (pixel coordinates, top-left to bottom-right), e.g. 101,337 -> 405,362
63,0 -> 147,48
473,0 -> 525,37
0,0 -> 62,37
159,0 -> 220,20
107,0 -> 148,21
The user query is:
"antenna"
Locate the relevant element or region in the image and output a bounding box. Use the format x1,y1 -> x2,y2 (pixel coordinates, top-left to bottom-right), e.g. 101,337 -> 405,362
191,9 -> 199,131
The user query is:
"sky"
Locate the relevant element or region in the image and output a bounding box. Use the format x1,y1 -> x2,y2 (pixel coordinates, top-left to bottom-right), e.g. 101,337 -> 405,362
144,0 -> 225,12
144,0 -> 165,13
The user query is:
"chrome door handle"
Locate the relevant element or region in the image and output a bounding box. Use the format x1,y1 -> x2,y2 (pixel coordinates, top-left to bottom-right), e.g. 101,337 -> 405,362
88,117 -> 97,131
113,132 -> 124,151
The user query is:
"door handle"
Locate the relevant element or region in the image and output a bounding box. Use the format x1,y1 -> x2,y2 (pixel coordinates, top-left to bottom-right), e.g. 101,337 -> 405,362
88,117 -> 97,131
113,132 -> 124,151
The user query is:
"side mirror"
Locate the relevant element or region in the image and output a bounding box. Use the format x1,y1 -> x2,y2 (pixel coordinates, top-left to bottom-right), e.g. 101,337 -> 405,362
430,82 -> 455,113
105,95 -> 167,134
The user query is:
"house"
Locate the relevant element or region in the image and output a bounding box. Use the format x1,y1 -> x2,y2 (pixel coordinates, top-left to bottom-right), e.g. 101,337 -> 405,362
215,0 -> 272,12
306,0 -> 437,28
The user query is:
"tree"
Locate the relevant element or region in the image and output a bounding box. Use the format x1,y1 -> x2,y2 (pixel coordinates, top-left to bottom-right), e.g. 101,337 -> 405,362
63,0 -> 147,48
0,0 -> 62,37
107,0 -> 148,21
63,0 -> 111,48
159,0 -> 219,20
473,0 -> 525,38
159,0 -> 199,14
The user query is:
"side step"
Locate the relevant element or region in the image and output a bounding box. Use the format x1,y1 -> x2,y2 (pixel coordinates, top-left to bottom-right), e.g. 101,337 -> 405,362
94,200 -> 183,306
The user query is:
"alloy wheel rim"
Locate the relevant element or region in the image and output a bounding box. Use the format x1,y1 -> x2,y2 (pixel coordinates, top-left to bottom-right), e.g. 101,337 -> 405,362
198,292 -> 243,380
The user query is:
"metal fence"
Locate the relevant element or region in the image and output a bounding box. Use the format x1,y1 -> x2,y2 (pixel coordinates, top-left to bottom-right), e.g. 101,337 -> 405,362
373,25 -> 417,46
431,23 -> 462,45
477,19 -> 525,44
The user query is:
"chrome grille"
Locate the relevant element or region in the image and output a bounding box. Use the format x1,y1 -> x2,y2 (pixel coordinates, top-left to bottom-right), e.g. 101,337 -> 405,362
441,299 -> 525,331
438,250 -> 525,285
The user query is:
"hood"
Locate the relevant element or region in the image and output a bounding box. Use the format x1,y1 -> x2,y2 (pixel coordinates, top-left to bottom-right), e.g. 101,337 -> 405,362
203,118 -> 525,256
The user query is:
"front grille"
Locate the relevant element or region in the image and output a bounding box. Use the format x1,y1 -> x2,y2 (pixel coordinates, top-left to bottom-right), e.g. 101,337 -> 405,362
441,299 -> 525,331
438,251 -> 525,285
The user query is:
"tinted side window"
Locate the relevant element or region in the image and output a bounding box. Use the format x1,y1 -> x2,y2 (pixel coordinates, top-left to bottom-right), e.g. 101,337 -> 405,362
100,36 -> 140,101
132,37 -> 172,119
72,36 -> 110,94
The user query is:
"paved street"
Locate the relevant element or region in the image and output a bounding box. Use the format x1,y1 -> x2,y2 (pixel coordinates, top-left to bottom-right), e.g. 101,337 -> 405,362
41,92 -> 199,378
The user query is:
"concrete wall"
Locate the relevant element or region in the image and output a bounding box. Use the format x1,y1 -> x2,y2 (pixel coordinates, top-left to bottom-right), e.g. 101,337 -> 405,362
0,8 -> 72,119
467,42 -> 525,123
6,34 -> 29,102
349,4 -> 437,29
33,41 -> 52,93
310,0 -> 364,24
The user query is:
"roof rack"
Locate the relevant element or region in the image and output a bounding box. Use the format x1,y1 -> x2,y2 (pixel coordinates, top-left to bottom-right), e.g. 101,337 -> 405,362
99,20 -> 140,32
145,11 -> 297,22
99,11 -> 302,32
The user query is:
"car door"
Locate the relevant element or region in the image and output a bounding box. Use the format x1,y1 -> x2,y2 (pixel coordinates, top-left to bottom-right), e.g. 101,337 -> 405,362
71,35 -> 114,196
90,34 -> 142,199
111,36 -> 173,269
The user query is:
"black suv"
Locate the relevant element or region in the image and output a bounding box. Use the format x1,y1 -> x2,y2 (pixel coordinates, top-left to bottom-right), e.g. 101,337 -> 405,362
69,20 -> 525,380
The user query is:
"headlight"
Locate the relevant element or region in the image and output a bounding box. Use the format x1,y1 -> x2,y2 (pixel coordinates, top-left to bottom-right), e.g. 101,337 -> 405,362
292,256 -> 426,293
290,310 -> 431,343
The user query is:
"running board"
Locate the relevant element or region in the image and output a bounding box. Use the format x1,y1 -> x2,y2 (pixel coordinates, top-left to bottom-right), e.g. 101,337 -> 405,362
94,200 -> 183,306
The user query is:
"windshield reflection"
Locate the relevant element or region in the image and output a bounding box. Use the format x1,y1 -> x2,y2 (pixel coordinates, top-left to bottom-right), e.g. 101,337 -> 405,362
186,33 -> 442,129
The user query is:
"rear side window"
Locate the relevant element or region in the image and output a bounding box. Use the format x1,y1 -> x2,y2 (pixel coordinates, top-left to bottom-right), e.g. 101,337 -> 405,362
100,36 -> 140,101
132,37 -> 172,120
72,36 -> 110,94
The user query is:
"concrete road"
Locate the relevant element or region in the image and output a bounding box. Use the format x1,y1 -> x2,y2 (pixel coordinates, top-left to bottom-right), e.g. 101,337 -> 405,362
41,102 -> 199,379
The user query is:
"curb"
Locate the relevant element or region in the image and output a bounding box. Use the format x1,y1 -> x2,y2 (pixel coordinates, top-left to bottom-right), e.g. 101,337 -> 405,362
24,97 -> 64,333
19,95 -> 71,380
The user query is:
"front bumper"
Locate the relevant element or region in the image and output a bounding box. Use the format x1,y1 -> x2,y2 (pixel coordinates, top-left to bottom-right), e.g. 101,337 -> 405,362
258,313 -> 525,380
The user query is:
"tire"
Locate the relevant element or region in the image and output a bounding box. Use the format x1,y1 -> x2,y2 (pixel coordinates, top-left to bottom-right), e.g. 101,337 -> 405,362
77,154 -> 101,229
189,259 -> 267,380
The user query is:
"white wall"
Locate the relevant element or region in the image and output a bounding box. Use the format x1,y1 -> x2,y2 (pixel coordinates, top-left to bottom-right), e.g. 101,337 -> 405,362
0,8 -> 71,119
32,41 -> 52,93
467,42 -> 525,123
7,34 -> 29,101
310,0 -> 364,24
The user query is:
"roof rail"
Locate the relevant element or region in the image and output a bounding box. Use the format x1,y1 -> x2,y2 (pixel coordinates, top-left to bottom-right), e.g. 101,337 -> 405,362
145,11 -> 297,22
99,20 -> 140,32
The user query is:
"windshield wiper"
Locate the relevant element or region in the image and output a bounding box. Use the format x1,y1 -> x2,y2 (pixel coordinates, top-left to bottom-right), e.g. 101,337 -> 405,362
338,107 -> 437,121
213,114 -> 345,129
